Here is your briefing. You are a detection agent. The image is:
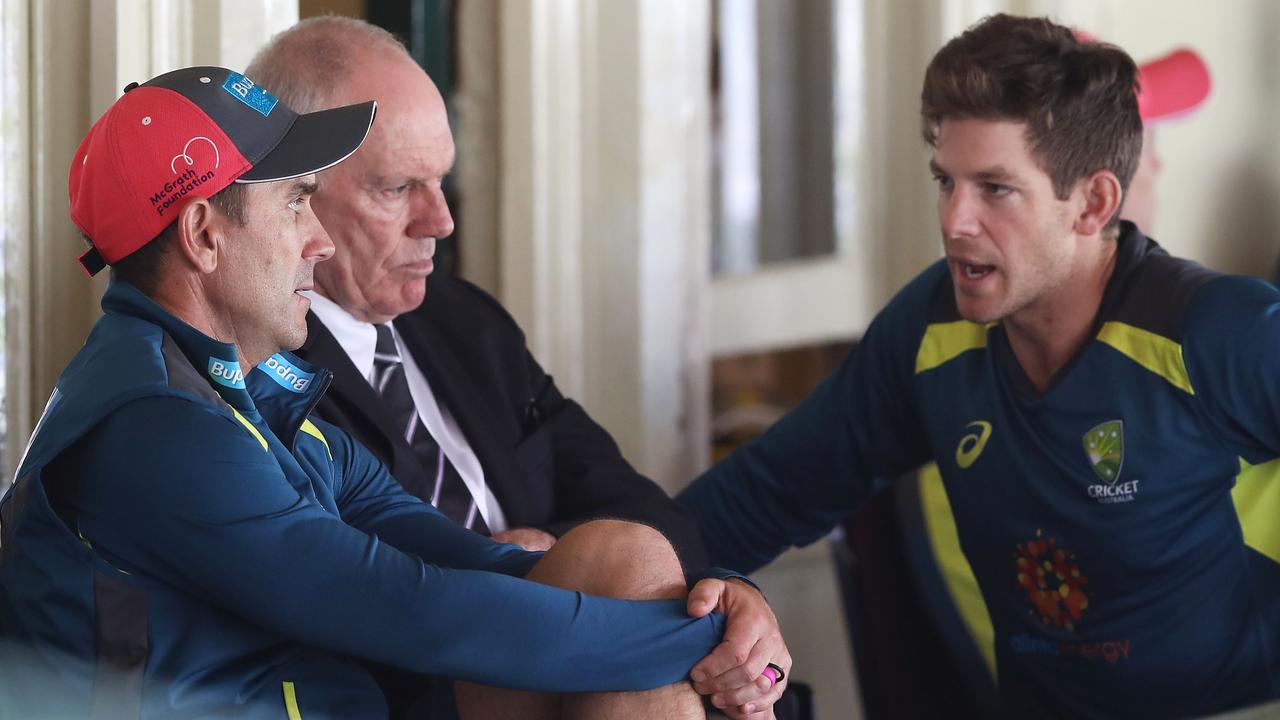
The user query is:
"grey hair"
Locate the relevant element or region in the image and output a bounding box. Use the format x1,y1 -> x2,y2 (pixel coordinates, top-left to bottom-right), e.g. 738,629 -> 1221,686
246,15 -> 410,113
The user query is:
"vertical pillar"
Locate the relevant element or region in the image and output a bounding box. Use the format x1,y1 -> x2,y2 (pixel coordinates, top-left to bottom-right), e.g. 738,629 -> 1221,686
497,0 -> 711,489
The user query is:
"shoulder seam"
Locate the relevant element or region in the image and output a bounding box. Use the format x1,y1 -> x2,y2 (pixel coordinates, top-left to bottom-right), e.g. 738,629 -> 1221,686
1095,321 -> 1195,395
915,320 -> 994,375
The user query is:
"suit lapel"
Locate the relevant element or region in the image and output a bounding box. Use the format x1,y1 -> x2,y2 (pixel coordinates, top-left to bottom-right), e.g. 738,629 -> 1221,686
302,312 -> 434,481
392,311 -> 523,512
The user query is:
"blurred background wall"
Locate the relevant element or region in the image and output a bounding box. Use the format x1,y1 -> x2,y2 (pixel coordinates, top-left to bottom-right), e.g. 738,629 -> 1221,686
3,1 -> 1278,717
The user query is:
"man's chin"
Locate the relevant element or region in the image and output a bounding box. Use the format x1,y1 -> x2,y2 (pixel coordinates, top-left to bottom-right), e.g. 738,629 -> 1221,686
954,294 -> 1004,325
380,281 -> 429,316
280,324 -> 309,353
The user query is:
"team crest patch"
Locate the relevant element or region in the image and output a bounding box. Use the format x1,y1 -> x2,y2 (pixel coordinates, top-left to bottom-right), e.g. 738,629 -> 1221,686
1083,420 -> 1123,484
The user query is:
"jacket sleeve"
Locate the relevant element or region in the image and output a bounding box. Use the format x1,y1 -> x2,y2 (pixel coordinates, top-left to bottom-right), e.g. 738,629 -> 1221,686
320,416 -> 542,578
63,397 -> 723,692
678,266 -> 940,574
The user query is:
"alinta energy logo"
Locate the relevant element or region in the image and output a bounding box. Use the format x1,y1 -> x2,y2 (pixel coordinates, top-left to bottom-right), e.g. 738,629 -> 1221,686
1010,529 -> 1132,664
1083,420 -> 1139,503
1015,529 -> 1090,632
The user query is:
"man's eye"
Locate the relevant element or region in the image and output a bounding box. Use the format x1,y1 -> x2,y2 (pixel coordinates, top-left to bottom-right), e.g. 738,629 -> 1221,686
932,174 -> 953,191
385,184 -> 410,197
985,183 -> 1011,197
288,196 -> 308,212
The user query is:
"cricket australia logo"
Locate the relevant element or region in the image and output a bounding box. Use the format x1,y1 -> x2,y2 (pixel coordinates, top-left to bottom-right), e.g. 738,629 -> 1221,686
1083,420 -> 1138,503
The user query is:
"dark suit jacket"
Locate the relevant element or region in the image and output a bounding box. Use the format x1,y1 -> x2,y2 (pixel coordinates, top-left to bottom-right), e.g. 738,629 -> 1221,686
296,273 -> 708,571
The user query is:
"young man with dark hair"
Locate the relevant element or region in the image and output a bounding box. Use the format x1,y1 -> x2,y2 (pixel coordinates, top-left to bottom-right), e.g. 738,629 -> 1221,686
0,65 -> 789,720
683,14 -> 1280,717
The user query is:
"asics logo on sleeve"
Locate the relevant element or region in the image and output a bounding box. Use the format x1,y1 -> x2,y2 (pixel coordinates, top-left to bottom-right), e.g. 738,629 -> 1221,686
956,420 -> 993,469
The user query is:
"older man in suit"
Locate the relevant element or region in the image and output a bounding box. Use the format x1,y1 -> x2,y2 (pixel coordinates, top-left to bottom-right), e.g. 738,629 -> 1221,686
245,18 -> 792,720
246,18 -> 706,567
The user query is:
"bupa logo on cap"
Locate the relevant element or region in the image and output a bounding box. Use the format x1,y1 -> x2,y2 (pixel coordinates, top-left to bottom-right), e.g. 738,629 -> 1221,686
261,354 -> 314,394
222,72 -> 278,117
208,357 -> 246,389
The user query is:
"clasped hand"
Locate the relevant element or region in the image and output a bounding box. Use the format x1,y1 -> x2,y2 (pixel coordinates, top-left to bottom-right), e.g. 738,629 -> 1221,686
687,578 -> 793,720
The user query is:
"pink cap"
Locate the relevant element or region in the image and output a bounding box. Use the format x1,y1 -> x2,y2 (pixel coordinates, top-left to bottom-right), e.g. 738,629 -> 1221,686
1136,48 -> 1211,123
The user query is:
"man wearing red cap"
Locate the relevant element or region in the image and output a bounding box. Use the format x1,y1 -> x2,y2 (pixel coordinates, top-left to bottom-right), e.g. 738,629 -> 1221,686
683,14 -> 1280,718
0,66 -> 788,719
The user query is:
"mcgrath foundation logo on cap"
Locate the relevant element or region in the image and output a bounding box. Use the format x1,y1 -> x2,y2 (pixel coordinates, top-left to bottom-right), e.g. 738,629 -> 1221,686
208,357 -> 246,389
170,136 -> 220,174
150,136 -> 221,218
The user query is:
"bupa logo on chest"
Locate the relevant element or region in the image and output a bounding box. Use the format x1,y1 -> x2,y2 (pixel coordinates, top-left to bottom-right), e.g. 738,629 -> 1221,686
208,357 -> 246,389
221,72 -> 278,117
1083,420 -> 1140,503
262,354 -> 314,393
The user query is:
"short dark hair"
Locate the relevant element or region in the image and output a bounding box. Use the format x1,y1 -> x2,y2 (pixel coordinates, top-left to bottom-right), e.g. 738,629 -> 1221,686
920,14 -> 1143,232
110,183 -> 249,294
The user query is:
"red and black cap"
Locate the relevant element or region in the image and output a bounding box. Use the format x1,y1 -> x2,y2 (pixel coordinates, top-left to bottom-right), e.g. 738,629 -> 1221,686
1136,48 -> 1211,124
69,66 -> 376,275
1074,32 -> 1211,126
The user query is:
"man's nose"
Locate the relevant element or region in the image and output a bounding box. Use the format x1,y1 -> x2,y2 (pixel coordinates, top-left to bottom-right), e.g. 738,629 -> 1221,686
304,208 -> 336,262
939,186 -> 979,239
408,184 -> 455,240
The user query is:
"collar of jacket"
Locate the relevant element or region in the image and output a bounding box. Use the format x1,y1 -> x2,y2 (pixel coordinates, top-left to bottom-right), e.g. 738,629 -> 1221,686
100,280 -> 331,439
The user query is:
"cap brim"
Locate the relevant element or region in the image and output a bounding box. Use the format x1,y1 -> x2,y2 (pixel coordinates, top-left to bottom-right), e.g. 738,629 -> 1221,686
1138,49 -> 1211,124
237,100 -> 376,183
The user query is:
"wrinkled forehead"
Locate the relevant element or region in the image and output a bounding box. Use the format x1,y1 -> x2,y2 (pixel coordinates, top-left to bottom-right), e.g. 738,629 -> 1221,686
334,56 -> 454,176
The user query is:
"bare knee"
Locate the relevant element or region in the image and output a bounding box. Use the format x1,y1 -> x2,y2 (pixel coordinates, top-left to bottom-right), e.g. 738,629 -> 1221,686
527,520 -> 684,600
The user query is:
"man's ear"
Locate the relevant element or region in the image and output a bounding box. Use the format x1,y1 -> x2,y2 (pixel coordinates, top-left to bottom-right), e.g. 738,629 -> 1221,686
1072,170 -> 1123,236
173,198 -> 221,274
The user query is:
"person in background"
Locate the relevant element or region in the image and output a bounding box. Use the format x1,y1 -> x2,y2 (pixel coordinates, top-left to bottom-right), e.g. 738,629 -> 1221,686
244,16 -> 709,571
1117,45 -> 1212,232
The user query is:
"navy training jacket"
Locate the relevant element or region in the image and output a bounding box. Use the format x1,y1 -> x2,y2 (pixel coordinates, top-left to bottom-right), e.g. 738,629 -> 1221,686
0,280 -> 725,719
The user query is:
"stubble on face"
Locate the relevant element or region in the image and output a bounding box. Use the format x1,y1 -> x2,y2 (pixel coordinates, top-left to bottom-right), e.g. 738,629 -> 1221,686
210,178 -> 325,366
933,119 -> 1081,327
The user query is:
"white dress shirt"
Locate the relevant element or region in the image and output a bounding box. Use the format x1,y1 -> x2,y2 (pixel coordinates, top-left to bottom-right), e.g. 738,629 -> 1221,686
304,291 -> 507,532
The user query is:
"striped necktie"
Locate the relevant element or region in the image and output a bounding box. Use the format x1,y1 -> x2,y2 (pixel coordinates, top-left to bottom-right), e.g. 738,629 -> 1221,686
370,324 -> 488,533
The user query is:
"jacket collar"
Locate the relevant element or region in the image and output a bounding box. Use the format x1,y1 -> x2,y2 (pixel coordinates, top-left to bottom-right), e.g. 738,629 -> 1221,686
101,280 -> 258,413
100,280 -> 330,437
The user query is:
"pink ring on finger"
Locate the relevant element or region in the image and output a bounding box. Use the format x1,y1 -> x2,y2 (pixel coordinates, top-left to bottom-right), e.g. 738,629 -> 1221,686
761,662 -> 785,688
